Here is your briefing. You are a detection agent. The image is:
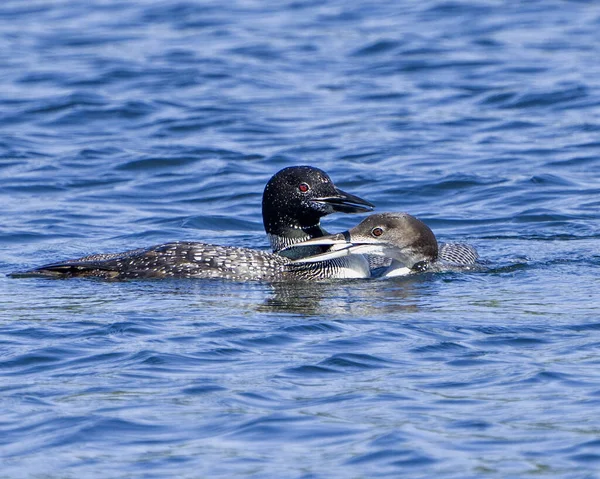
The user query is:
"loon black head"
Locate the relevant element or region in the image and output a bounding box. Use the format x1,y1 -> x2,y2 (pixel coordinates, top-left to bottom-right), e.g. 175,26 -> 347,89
287,213 -> 439,277
262,166 -> 374,253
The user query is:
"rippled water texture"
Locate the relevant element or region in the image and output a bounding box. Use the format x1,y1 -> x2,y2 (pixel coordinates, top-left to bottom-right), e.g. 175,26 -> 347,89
1,1 -> 600,477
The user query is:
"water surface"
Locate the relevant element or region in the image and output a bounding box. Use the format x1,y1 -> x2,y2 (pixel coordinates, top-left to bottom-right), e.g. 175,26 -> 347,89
1,1 -> 600,477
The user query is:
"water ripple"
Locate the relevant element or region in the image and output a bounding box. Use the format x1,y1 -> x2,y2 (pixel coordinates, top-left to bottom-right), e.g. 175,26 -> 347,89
2,0 -> 600,477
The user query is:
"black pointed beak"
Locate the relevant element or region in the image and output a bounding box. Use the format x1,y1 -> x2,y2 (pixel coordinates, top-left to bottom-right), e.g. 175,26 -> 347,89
312,187 -> 374,213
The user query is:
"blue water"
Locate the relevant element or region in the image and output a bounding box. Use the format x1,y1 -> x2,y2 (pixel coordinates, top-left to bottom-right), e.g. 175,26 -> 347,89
1,0 -> 600,477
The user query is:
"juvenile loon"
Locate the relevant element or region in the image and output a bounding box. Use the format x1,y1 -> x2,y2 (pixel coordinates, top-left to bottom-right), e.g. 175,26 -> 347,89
287,212 -> 480,278
13,166 -> 374,280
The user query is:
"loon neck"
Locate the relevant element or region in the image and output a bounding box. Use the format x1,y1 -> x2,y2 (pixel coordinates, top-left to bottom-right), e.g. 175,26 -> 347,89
268,223 -> 332,259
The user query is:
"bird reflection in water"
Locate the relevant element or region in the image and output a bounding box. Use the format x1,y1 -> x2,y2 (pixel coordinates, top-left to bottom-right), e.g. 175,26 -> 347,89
258,277 -> 432,316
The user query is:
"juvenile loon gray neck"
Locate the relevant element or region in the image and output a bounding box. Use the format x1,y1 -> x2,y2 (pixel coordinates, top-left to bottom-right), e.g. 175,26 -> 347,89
287,212 -> 479,278
12,166 -> 374,281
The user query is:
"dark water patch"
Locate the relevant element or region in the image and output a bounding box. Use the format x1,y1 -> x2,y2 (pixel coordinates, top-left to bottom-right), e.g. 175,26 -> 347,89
392,58 -> 500,74
479,91 -> 517,106
39,416 -> 171,451
141,2 -> 230,27
1,184 -> 68,195
233,391 -> 282,408
423,1 -> 494,15
516,370 -> 591,387
472,336 -> 550,348
446,358 -> 504,367
0,231 -> 82,245
448,419 -> 492,431
0,160 -> 26,170
564,439 -> 600,464
566,322 -> 600,333
115,155 -> 206,172
496,85 -> 589,110
62,352 -> 130,369
347,448 -> 436,467
229,44 -> 287,61
1,352 -> 64,374
570,454 -> 600,464
281,322 -> 346,335
527,173 -> 580,187
481,119 -> 541,132
283,364 -> 340,376
479,233 -> 600,242
134,351 -> 239,370
351,39 -> 401,57
409,341 -> 470,355
548,155 -> 600,168
0,2 -> 55,17
181,385 -> 227,395
232,333 -> 298,348
202,347 -> 250,358
354,91 -> 411,103
203,327 -> 259,338
154,116 -> 237,135
228,414 -> 363,443
44,103 -> 154,127
21,92 -> 109,117
180,215 -> 259,232
318,353 -> 392,371
390,455 -> 438,467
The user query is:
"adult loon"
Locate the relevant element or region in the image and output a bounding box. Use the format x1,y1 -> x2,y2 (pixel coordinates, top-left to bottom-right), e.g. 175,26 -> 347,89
262,166 -> 373,258
12,166 -> 374,280
287,212 -> 480,278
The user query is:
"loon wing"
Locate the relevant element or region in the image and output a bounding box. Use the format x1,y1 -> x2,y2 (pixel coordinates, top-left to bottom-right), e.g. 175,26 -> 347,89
438,242 -> 479,265
11,242 -> 291,280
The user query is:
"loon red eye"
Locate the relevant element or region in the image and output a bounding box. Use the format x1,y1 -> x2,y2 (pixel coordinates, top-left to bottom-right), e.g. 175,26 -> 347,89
371,227 -> 384,237
298,183 -> 310,193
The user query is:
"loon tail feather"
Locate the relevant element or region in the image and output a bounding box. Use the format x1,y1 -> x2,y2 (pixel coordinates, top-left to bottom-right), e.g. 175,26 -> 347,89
9,261 -> 121,279
9,246 -> 155,279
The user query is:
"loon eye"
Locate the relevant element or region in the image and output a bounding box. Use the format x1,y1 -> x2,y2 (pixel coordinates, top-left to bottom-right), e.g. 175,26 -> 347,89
371,227 -> 384,237
298,183 -> 310,193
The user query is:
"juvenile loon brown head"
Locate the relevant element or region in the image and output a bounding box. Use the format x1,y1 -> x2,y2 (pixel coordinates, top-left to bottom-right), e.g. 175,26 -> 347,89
286,213 -> 440,277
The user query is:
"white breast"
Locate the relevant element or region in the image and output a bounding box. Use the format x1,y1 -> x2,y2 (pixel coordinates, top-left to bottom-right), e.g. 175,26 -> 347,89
332,255 -> 371,279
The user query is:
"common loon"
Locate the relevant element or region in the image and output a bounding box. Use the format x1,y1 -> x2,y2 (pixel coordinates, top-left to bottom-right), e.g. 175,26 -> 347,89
262,166 -> 373,258
12,166 -> 374,280
287,212 -> 480,278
